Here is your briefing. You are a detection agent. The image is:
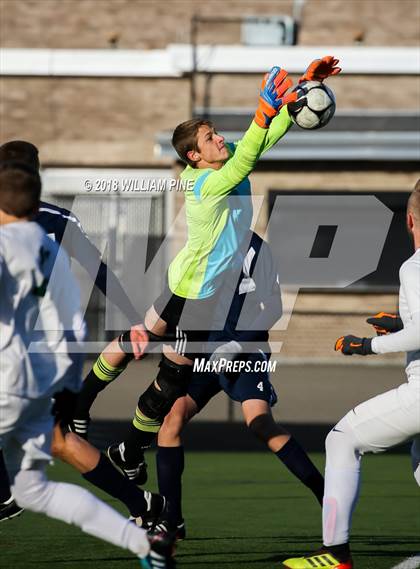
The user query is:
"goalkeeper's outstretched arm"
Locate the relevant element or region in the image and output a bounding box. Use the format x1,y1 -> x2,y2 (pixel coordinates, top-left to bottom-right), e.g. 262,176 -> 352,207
201,67 -> 296,200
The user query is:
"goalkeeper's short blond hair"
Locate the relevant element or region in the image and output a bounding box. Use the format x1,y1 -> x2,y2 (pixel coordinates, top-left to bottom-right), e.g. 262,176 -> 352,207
408,179 -> 420,221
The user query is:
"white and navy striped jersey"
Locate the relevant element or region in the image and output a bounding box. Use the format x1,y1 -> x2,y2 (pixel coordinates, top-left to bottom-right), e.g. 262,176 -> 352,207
211,232 -> 282,345
372,248 -> 420,375
0,221 -> 84,398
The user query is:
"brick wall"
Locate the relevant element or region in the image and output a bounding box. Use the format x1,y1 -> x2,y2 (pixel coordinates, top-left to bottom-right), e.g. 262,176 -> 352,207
0,77 -> 190,165
1,0 -> 418,48
1,73 -> 419,166
194,74 -> 420,111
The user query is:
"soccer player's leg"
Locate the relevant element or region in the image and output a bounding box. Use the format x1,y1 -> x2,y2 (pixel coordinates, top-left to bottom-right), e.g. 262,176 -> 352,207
72,341 -> 133,438
106,288 -> 211,487
51,424 -> 165,528
72,305 -> 166,438
0,448 -> 24,522
156,372 -> 222,539
3,396 -> 159,563
224,352 -> 324,505
283,381 -> 420,568
108,350 -> 193,484
411,435 -> 420,486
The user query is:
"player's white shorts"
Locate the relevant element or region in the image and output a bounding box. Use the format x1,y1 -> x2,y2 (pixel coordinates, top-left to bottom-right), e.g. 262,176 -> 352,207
0,394 -> 53,482
337,373 -> 420,454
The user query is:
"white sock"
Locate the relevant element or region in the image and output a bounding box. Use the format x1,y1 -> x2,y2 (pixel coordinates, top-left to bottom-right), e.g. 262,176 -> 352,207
13,469 -> 150,558
411,437 -> 420,486
322,422 -> 362,546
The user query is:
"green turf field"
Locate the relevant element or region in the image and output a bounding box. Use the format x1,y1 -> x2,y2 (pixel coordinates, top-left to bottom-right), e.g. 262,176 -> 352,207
1,452 -> 419,569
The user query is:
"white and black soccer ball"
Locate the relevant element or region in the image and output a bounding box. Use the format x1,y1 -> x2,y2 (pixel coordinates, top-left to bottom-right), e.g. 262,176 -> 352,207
288,81 -> 336,130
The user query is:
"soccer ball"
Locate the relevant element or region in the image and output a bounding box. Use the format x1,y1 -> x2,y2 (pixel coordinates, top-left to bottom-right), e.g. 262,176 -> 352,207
288,81 -> 336,130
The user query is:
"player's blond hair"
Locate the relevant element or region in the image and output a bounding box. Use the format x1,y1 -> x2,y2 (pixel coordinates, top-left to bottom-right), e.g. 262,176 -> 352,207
407,179 -> 420,221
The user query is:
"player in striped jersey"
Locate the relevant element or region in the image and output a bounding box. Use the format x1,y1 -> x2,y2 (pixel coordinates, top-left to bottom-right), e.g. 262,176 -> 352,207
153,232 -> 324,539
283,181 -> 420,568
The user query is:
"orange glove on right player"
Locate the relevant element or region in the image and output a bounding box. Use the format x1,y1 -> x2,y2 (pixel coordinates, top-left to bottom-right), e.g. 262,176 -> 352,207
335,335 -> 373,356
366,312 -> 403,335
254,66 -> 297,128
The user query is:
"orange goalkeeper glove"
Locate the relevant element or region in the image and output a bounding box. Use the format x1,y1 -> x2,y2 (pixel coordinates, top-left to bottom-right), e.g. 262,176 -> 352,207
335,335 -> 374,356
299,55 -> 341,84
366,312 -> 403,335
254,66 -> 297,128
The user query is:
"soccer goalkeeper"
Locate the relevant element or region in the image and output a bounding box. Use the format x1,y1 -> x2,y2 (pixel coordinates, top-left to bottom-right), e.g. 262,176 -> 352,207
73,57 -> 341,481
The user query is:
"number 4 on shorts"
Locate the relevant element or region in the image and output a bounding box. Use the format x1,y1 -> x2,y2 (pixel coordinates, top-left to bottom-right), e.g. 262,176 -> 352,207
257,381 -> 264,392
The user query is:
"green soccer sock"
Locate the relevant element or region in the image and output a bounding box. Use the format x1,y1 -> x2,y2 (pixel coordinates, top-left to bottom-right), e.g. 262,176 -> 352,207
74,354 -> 131,418
121,410 -> 161,465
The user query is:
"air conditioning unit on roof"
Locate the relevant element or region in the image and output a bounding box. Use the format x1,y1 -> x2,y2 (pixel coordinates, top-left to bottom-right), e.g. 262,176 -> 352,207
241,15 -> 297,46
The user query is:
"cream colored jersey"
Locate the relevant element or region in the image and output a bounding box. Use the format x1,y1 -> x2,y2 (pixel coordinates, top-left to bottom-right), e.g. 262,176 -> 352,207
0,221 -> 85,399
372,248 -> 420,377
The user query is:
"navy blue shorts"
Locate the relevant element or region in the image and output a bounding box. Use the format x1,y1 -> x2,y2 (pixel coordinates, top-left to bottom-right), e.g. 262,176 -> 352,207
187,351 -> 277,410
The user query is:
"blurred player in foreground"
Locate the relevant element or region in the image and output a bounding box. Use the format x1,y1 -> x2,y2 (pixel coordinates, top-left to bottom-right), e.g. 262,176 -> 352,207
0,142 -> 165,529
0,167 -> 174,568
283,181 -> 420,568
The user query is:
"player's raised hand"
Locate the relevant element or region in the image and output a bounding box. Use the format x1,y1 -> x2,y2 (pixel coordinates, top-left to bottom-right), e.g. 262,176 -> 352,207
254,67 -> 297,128
299,55 -> 341,84
366,312 -> 403,335
335,334 -> 374,356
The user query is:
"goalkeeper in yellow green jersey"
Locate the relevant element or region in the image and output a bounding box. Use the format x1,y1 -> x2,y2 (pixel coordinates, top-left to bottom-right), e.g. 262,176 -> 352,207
72,58 -> 341,487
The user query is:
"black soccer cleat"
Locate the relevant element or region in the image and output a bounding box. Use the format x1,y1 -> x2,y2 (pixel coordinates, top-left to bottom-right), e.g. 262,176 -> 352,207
175,520 -> 186,542
107,442 -> 148,486
131,492 -> 167,531
0,497 -> 24,523
151,516 -> 186,542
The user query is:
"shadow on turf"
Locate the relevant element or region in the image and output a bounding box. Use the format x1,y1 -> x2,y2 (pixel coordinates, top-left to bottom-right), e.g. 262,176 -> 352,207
181,534 -> 420,545
174,535 -> 420,566
39,556 -> 137,564
41,537 -> 420,566
175,551 -> 420,567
